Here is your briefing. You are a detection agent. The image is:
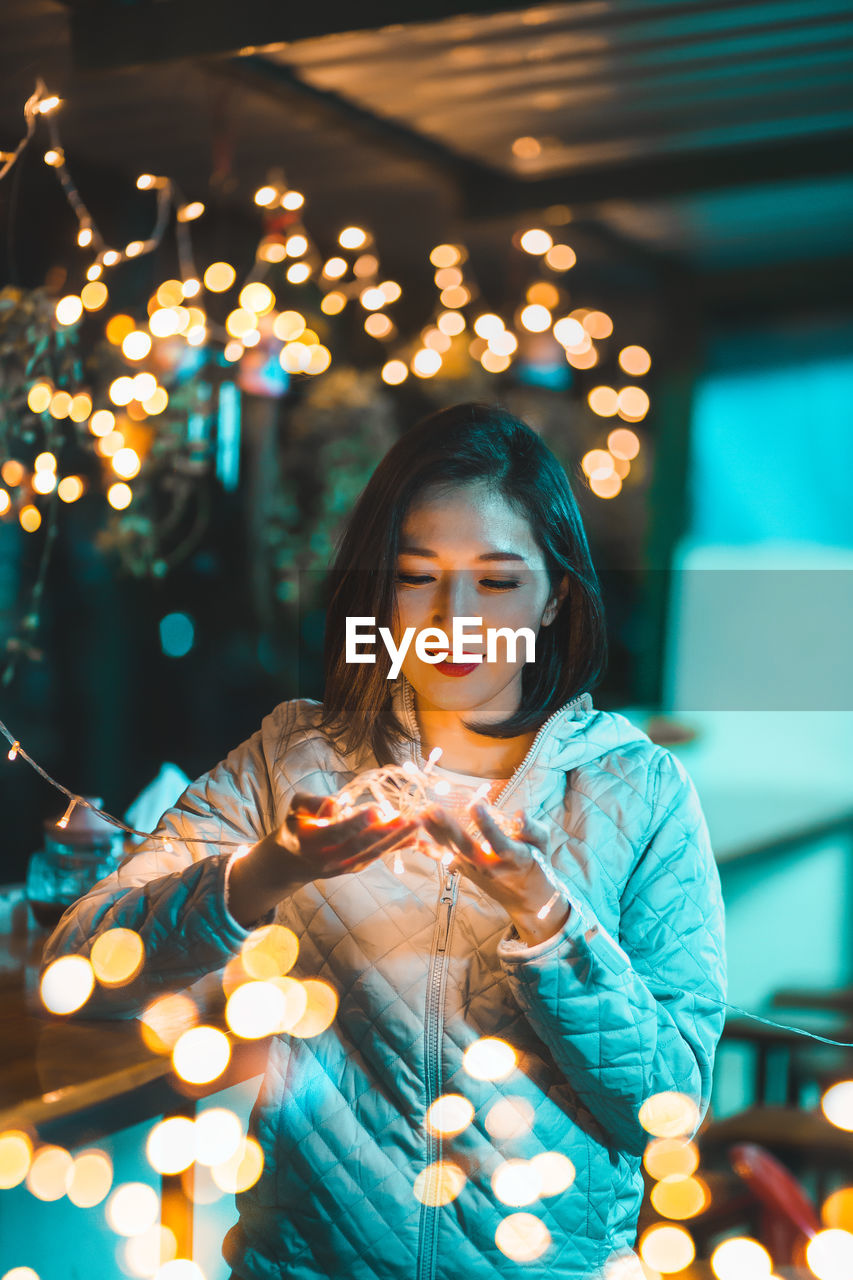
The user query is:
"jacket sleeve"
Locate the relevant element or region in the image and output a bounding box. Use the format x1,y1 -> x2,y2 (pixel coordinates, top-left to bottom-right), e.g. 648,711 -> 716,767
496,749 -> 727,1158
39,704 -> 295,1021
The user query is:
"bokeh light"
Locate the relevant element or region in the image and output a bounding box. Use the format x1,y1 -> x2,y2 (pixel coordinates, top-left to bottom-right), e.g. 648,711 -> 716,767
287,979 -> 338,1037
425,1094 -> 474,1137
650,1174 -> 709,1220
26,1145 -> 72,1201
172,1026 -> 231,1084
711,1236 -> 772,1279
807,1229 -> 853,1280
203,262 -> 236,293
822,1080 -> 853,1130
146,1118 -> 196,1175
492,1159 -> 541,1207
0,1130 -> 33,1189
106,1182 -> 160,1237
40,955 -> 95,1014
484,1097 -> 534,1140
638,1092 -> 701,1139
66,1149 -> 113,1207
639,1224 -> 696,1273
529,1152 -> 576,1196
413,1161 -> 466,1206
194,1109 -> 243,1167
210,1136 -> 264,1193
643,1138 -> 699,1180
495,1213 -> 551,1262
139,994 -> 198,1054
462,1037 -> 516,1081
619,345 -> 652,376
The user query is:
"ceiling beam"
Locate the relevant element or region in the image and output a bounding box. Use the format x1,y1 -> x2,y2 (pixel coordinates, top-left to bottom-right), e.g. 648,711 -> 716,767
63,0 -> 538,69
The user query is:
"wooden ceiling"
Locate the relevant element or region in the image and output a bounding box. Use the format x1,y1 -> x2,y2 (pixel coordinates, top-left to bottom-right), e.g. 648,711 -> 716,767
2,0 -> 852,306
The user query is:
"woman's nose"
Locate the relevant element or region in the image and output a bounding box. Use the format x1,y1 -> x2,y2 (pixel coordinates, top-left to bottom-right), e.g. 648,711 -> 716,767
431,572 -> 475,627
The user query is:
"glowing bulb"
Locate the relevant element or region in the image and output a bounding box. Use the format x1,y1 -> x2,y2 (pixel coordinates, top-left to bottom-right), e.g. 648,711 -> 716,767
640,1224 -> 695,1273
320,292 -> 346,315
379,280 -> 401,303
89,409 -> 115,436
226,309 -> 256,339
40,955 -> 95,1014
437,310 -> 465,336
43,148 -> 63,167
588,386 -> 619,417
172,1026 -> 231,1084
495,1213 -> 551,1262
286,262 -> 311,284
365,313 -> 393,338
107,482 -> 133,510
412,348 -> 442,378
462,1037 -> 516,1081
285,234 -> 308,258
81,281 -> 108,311
520,229 -> 553,255
48,390 -> 72,418
106,1181 -> 160,1236
583,310 -> 613,339
492,1158 -> 542,1207
146,1118 -> 196,1175
710,1236 -> 772,1279
286,979 -> 338,1037
35,449 -> 57,471
0,489 -> 10,515
608,428 -> 640,460
619,345 -> 651,376
512,135 -> 541,158
474,314 -> 504,339
617,387 -> 650,421
20,505 -> 41,532
55,296 -> 83,326
339,226 -> 367,250
67,1150 -> 113,1207
807,1229 -> 853,1280
122,331 -> 152,361
90,928 -> 144,986
0,1129 -> 33,1189
177,201 -> 205,222
211,1136 -> 264,1194
425,1095 -> 474,1137
520,304 -> 551,332
181,277 -> 201,298
132,372 -> 157,401
545,243 -> 576,271
32,470 -> 56,495
822,1080 -> 853,1130
553,316 -> 586,347
430,244 -> 461,268
413,1161 -> 466,1206
125,240 -> 145,258
381,360 -> 408,385
281,190 -> 304,210
223,340 -> 243,362
26,1145 -> 72,1201
194,1109 -> 243,1167
86,263 -> 102,281
323,257 -> 347,279
102,249 -> 121,266
57,476 -> 84,503
254,185 -> 278,207
203,262 -> 236,293
37,95 -> 61,114
239,282 -> 275,315
27,383 -> 52,413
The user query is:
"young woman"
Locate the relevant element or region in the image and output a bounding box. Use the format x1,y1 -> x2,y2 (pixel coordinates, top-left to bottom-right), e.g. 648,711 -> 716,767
42,402 -> 727,1280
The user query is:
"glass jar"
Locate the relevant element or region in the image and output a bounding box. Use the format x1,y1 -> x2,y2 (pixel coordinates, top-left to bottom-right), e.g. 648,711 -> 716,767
26,797 -> 125,929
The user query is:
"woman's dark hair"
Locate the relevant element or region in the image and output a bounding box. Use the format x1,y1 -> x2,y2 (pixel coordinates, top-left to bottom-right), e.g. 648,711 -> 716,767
318,402 -> 607,764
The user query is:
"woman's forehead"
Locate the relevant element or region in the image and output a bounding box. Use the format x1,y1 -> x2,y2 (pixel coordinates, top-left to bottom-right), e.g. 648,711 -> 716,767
400,486 -> 543,563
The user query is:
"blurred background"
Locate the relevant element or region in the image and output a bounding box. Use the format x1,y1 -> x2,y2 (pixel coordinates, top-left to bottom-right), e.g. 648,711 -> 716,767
1,2 -> 852,1278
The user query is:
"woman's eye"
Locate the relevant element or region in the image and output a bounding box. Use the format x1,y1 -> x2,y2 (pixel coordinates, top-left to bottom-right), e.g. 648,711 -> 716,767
481,579 -> 521,590
395,574 -> 520,589
395,574 -> 434,585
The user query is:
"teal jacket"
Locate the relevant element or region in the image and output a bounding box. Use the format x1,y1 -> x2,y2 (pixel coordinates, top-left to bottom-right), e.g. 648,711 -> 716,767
42,677 -> 727,1279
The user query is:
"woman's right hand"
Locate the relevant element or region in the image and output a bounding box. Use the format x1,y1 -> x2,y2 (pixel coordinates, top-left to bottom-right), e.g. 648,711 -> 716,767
274,791 -> 419,890
227,790 -> 421,929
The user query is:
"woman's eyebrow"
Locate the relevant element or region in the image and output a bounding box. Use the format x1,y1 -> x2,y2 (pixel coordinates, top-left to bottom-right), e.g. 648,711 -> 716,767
398,544 -> 528,562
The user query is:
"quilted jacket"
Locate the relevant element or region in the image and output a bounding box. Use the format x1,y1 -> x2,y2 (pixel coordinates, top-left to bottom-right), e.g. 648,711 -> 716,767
42,675 -> 727,1280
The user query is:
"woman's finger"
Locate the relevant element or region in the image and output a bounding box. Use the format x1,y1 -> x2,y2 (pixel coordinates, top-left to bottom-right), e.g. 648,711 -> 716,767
337,819 -> 420,870
419,806 -> 482,861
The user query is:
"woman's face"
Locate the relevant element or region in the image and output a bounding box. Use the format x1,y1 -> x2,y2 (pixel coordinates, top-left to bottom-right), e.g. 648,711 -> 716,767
392,481 -> 568,721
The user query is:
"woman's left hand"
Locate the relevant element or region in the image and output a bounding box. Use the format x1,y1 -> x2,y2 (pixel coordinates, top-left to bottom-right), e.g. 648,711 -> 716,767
419,801 -> 571,946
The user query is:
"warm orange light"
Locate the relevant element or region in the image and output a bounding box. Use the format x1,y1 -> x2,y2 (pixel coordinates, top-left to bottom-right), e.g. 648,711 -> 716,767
203,262 -> 236,293
583,310 -> 613,339
430,244 -> 461,268
90,928 -> 144,986
146,1117 -> 196,1175
139,993 -> 198,1054
172,1026 -> 231,1083
495,1213 -> 551,1262
619,345 -> 651,376
26,1145 -> 72,1202
106,1181 -> 160,1236
462,1037 -> 516,1081
381,360 -> 408,386
286,979 -> 338,1037
107,483 -> 133,510
650,1174 -> 709,1220
239,282 -> 275,315
66,1149 -> 113,1208
519,229 -> 553,255
545,244 -> 576,271
413,1161 -> 466,1206
425,1095 -> 474,1137
106,314 -> 136,346
320,292 -> 346,316
339,226 -> 367,250
639,1223 -> 696,1273
484,1097 -> 534,1140
19,505 -> 42,533
588,386 -> 619,417
40,955 -> 95,1014
0,1130 -> 33,1189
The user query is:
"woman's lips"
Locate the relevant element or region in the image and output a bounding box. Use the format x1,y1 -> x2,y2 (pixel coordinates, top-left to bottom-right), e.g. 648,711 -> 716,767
433,659 -> 480,677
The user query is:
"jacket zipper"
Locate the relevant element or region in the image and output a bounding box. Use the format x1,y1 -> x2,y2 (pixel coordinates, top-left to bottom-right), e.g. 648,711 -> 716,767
404,677 -> 587,1280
